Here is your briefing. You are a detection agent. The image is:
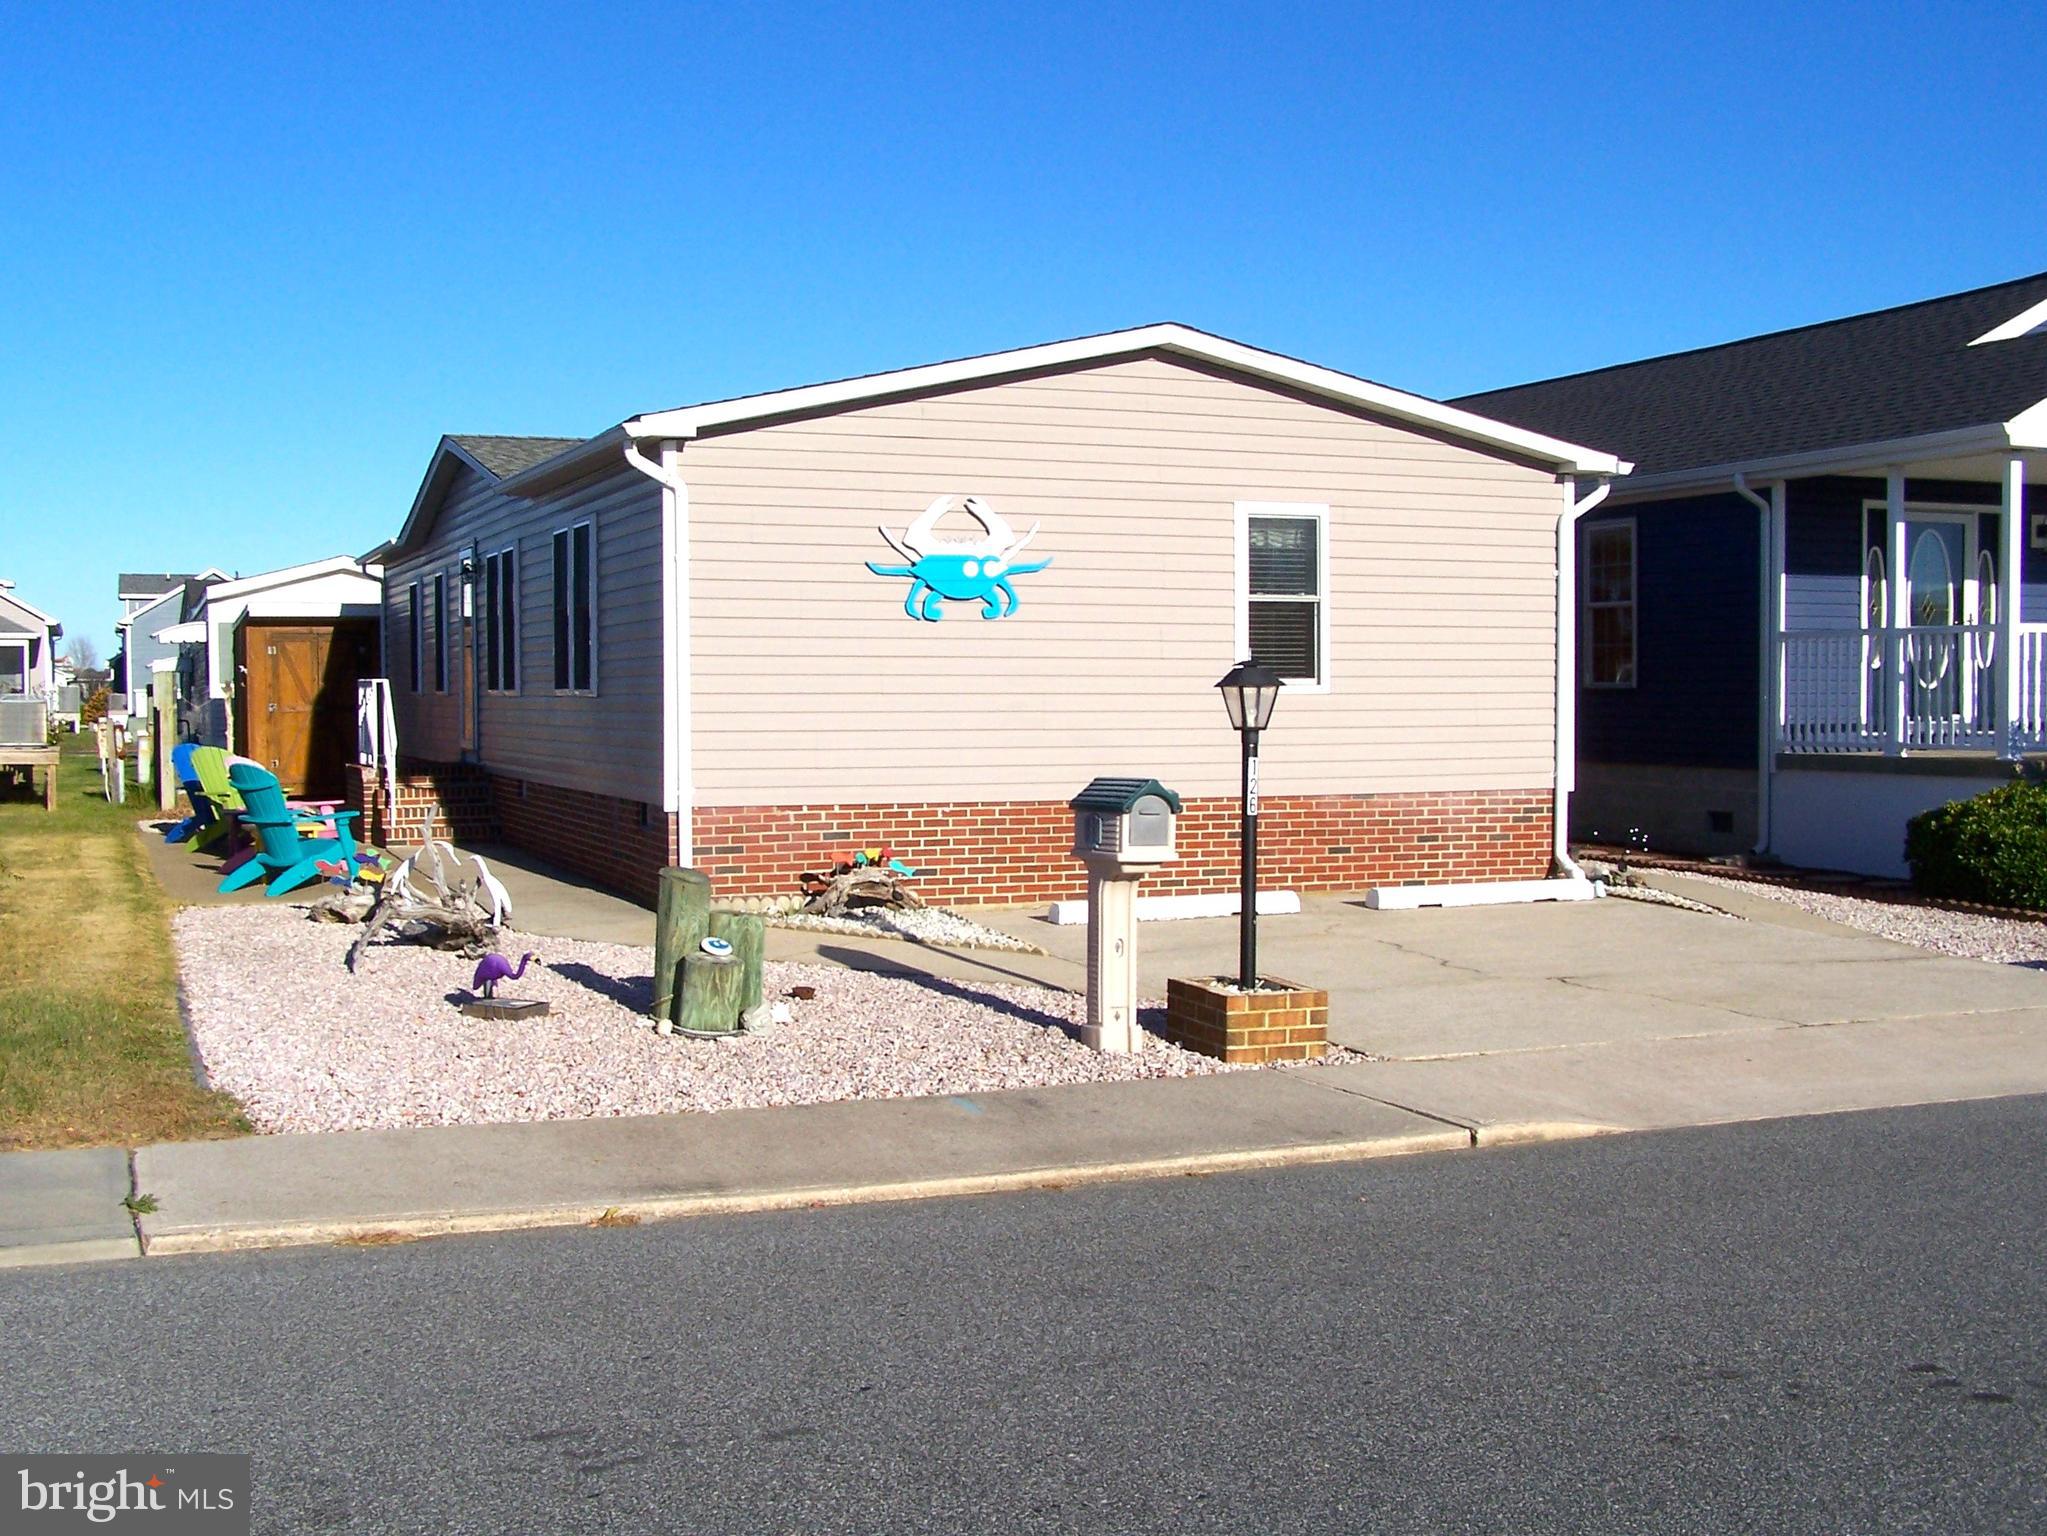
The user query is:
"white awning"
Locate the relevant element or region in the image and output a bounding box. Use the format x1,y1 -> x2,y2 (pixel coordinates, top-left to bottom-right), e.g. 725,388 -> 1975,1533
152,621 -> 206,644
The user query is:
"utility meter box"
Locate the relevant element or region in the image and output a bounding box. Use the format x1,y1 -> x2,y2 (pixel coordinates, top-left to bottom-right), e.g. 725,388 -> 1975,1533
1070,777 -> 1182,868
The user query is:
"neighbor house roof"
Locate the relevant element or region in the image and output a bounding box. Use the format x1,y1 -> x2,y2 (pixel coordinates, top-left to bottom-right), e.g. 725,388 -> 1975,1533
389,325 -> 1627,555
118,572 -> 194,599
448,435 -> 585,477
1453,271 -> 2047,489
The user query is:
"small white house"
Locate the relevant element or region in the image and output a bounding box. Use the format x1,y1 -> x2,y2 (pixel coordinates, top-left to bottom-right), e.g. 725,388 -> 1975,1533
160,555 -> 384,752
0,580 -> 63,701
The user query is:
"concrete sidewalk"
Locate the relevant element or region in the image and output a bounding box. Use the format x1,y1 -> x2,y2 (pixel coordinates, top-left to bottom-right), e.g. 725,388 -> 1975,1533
127,1071 -> 1467,1255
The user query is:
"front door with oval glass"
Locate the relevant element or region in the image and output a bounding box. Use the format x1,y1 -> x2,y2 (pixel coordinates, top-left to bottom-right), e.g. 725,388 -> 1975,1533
1900,515 -> 1986,736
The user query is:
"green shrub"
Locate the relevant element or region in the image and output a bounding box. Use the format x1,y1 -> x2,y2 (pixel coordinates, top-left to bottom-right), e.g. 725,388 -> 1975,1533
1904,779 -> 2047,909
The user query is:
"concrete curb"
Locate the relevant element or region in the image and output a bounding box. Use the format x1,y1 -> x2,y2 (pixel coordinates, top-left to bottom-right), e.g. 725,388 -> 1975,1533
139,1128 -> 1473,1257
0,1236 -> 143,1269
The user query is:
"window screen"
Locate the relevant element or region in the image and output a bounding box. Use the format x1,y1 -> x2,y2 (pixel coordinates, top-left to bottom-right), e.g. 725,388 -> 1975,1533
431,572 -> 448,692
553,523 -> 595,692
484,547 -> 517,693
1246,513 -> 1322,683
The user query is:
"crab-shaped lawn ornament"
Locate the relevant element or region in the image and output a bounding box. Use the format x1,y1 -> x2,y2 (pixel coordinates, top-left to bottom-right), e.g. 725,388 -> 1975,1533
866,495 -> 1051,621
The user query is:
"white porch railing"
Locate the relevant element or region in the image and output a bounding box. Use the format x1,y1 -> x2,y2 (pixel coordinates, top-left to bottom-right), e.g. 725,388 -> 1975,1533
1779,625 -> 2047,755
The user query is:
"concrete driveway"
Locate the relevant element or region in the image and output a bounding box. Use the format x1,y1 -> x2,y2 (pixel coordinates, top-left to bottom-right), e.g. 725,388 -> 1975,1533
963,882 -> 2047,1059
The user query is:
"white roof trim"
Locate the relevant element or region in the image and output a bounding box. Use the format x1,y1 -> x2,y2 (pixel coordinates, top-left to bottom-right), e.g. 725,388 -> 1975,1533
0,589 -> 60,628
1607,413 -> 2047,502
613,324 -> 1627,476
202,555 -> 379,601
1970,297 -> 2047,346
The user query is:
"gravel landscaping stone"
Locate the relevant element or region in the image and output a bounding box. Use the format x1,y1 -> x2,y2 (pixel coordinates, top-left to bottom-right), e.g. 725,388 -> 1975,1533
1680,872 -> 2047,967
172,906 -> 1359,1135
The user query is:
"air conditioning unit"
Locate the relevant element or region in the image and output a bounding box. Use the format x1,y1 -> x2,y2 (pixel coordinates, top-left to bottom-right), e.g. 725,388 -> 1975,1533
0,696 -> 48,747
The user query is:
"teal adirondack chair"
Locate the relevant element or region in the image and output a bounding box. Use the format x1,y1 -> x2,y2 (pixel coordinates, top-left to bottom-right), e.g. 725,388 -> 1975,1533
219,762 -> 361,897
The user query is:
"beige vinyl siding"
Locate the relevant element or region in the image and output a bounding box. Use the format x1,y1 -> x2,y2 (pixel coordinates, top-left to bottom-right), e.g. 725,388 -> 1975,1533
382,458 -> 664,803
681,353 -> 1562,805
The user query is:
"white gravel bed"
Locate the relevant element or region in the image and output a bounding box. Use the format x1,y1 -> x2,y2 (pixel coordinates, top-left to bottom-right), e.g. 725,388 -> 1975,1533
171,906 -> 1356,1135
767,905 -> 1044,953
1679,872 -> 2047,967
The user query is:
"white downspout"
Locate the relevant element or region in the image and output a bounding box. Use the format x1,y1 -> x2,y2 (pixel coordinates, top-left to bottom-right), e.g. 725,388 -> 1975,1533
1556,476 -> 1611,879
622,438 -> 693,866
1733,473 -> 1777,855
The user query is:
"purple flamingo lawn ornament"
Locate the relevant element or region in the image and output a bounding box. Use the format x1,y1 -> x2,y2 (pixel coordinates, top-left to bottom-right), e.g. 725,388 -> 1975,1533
473,951 -> 536,999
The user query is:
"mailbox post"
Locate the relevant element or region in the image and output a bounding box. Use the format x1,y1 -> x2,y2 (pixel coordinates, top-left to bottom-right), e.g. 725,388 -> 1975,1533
1069,777 -> 1181,1053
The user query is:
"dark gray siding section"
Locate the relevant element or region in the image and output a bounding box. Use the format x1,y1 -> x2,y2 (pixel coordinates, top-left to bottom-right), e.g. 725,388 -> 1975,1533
1579,493 -> 1759,770
381,456 -> 665,805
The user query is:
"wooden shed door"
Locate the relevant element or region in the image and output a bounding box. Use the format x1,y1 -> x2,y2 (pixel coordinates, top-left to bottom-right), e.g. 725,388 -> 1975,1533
251,628 -> 327,793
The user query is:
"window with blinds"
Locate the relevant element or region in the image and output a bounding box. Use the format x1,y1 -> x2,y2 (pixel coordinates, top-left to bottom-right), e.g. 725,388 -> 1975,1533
1242,508 -> 1325,685
1581,519 -> 1636,687
483,546 -> 518,693
552,521 -> 595,693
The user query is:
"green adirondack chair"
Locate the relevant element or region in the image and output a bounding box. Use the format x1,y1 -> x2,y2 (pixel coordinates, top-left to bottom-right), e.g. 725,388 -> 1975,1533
219,762 -> 361,897
183,746 -> 244,851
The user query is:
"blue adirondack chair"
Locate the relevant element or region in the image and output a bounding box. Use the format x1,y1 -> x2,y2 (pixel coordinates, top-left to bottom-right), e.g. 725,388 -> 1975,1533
219,762 -> 361,897
163,743 -> 211,844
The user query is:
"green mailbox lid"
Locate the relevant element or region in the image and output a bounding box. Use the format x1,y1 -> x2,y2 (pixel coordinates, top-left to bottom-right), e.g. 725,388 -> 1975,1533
1068,777 -> 1183,814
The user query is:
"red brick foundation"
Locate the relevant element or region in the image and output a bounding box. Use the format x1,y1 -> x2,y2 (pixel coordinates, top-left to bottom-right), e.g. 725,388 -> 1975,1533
691,789 -> 1554,906
493,775 -> 677,904
349,773 -> 1553,910
345,762 -> 497,848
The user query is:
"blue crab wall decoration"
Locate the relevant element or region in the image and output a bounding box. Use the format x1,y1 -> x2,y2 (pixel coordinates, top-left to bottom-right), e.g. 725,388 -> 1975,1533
866,496 -> 1052,621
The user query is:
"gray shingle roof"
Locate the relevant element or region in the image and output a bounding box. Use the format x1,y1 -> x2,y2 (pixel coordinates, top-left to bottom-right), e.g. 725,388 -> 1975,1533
1452,272 -> 2047,478
117,572 -> 193,597
449,435 -> 584,478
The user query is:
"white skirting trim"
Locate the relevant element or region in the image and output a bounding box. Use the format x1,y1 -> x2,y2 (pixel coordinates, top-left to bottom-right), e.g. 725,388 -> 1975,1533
1045,890 -> 1304,926
1364,877 -> 1599,911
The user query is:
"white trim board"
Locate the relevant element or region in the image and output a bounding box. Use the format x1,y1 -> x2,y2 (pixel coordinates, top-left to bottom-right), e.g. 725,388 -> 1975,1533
1045,890 -> 1302,926
1364,877 -> 1598,910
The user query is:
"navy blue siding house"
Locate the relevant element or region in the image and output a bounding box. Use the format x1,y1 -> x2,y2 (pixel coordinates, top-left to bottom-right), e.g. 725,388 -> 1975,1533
1455,273 -> 2047,875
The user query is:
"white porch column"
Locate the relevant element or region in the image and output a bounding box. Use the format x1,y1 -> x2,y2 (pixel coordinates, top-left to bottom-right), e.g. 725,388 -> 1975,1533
1887,468 -> 1908,752
2000,455 -> 2026,757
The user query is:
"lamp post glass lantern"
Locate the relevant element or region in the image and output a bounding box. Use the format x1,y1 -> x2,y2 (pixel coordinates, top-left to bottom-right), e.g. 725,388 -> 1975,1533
1215,661 -> 1282,989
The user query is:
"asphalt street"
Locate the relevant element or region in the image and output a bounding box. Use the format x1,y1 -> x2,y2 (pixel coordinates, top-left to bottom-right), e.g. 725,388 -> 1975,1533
3,1098 -> 2044,1533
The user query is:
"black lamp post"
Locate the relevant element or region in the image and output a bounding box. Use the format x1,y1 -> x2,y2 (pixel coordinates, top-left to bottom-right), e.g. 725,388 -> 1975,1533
1215,660 -> 1282,989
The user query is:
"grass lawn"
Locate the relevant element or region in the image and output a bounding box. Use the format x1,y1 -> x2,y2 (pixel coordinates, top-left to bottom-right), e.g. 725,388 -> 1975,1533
0,731 -> 247,1149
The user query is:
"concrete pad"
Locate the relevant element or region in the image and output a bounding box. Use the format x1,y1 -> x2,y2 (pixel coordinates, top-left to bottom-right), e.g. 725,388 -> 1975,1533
0,1147 -> 140,1267
1327,975 -> 1769,1059
1310,1007 -> 2047,1140
133,1072 -> 1465,1254
457,843 -> 653,946
1567,952 -> 2047,1025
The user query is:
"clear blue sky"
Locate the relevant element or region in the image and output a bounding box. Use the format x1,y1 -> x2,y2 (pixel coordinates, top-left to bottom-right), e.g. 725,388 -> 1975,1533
4,0 -> 2042,659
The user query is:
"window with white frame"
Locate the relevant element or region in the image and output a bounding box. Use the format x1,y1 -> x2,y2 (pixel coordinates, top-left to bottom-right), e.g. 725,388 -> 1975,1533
552,520 -> 595,693
483,545 -> 518,693
406,581 -> 422,693
1238,503 -> 1327,686
1581,519 -> 1636,688
0,641 -> 28,696
431,571 -> 449,692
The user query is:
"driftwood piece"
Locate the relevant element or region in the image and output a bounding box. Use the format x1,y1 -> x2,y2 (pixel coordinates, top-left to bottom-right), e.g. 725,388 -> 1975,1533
803,868 -> 926,917
345,841 -> 510,973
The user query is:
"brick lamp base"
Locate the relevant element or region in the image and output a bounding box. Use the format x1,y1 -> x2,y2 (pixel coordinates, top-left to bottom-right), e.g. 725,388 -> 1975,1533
1163,976 -> 1329,1063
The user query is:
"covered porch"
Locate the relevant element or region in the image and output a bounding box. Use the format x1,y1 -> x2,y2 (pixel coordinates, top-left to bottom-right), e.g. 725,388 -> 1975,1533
1772,453 -> 2047,758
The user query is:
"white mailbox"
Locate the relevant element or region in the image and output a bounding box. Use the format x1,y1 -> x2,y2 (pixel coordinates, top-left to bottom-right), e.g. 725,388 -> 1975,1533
1070,777 -> 1181,868
1069,777 -> 1181,1055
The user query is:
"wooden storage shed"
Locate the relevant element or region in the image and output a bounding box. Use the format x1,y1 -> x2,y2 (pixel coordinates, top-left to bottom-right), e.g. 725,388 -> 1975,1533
231,615 -> 380,798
